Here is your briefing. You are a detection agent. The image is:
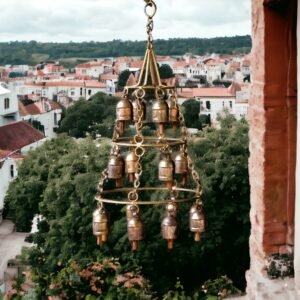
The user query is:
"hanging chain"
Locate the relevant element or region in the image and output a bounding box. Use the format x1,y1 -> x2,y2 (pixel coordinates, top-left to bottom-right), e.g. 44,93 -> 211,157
144,0 -> 157,49
127,88 -> 147,204
175,89 -> 203,199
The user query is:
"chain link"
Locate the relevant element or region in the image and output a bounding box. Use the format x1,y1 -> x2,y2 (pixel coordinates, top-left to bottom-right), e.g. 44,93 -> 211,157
97,169 -> 108,196
144,0 -> 157,49
174,89 -> 203,197
127,88 -> 147,205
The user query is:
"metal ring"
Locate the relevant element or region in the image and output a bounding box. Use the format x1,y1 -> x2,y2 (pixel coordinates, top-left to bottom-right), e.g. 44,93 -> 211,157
128,191 -> 139,201
96,186 -> 199,206
134,147 -> 145,157
155,88 -> 165,100
144,1 -> 157,18
135,88 -> 146,99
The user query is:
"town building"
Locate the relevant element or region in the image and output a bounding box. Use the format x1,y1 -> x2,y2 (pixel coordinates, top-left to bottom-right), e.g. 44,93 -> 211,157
0,84 -> 18,126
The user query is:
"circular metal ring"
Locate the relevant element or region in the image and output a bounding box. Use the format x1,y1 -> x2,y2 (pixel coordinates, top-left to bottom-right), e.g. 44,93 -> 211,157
135,88 -> 146,99
155,88 -> 165,100
128,191 -> 139,201
134,147 -> 145,157
95,187 -> 198,206
113,137 -> 185,148
144,1 -> 157,18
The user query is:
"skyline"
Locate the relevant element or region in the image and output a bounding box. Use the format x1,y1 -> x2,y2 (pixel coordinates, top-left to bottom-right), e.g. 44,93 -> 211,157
0,0 -> 251,43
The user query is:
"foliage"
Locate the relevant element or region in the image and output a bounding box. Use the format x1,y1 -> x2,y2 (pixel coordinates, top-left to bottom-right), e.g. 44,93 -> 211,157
201,276 -> 241,299
0,37 -> 251,65
159,64 -> 174,79
8,72 -> 27,78
28,119 -> 45,134
47,259 -> 153,299
117,70 -> 132,91
266,253 -> 294,279
185,80 -> 198,88
58,92 -> 118,138
182,99 -> 202,129
212,79 -> 232,88
6,114 -> 250,297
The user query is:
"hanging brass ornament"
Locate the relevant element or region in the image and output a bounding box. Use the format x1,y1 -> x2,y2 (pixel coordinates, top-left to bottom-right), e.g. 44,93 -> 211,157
189,204 -> 206,241
161,202 -> 178,249
93,0 -> 205,251
93,206 -> 109,246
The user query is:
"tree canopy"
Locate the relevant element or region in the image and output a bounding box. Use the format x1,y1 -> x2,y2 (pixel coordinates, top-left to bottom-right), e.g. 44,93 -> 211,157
0,36 -> 251,66
6,113 -> 250,298
58,92 -> 117,138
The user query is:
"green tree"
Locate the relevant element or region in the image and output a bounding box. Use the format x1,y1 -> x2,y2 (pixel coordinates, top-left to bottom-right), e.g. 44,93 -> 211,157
6,114 -> 250,297
159,64 -> 174,79
182,99 -> 202,129
58,92 -> 118,138
117,70 -> 131,91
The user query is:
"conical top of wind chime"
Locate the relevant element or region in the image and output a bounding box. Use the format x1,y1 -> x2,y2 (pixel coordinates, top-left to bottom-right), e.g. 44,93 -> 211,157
126,0 -> 166,90
93,0 -> 206,251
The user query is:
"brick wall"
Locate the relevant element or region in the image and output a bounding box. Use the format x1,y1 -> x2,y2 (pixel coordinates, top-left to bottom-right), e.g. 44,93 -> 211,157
247,0 -> 297,297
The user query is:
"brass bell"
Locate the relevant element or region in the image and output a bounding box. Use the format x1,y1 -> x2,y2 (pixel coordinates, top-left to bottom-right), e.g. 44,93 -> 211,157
107,155 -> 125,187
126,204 -> 140,220
175,153 -> 188,186
167,99 -> 179,130
161,202 -> 178,249
127,208 -> 144,251
189,205 -> 205,242
93,207 -> 109,246
158,154 -> 174,190
152,99 -> 169,135
116,98 -> 133,136
126,151 -> 139,183
133,100 -> 146,122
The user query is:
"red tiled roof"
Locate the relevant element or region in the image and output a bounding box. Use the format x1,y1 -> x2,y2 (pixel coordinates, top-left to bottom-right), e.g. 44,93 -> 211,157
178,88 -> 235,98
0,149 -> 26,160
99,74 -> 118,81
25,80 -> 106,88
19,100 -> 61,116
130,60 -> 144,69
0,121 -> 44,151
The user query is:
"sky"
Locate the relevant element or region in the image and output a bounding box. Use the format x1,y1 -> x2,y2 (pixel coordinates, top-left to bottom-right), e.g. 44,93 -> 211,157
0,0 -> 251,43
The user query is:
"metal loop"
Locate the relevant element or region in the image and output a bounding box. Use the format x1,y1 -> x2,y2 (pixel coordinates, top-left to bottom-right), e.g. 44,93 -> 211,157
135,88 -> 146,99
155,88 -> 165,100
134,135 -> 145,145
144,1 -> 157,18
135,147 -> 145,158
128,191 -> 139,201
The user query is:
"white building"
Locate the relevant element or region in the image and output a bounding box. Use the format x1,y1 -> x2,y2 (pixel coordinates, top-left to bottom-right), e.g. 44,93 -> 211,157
0,150 -> 24,223
75,61 -> 105,78
0,84 -> 18,126
19,100 -> 62,139
177,82 -> 249,126
22,80 -> 107,103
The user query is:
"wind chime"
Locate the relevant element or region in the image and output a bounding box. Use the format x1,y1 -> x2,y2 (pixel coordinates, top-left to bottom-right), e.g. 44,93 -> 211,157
93,0 -> 205,251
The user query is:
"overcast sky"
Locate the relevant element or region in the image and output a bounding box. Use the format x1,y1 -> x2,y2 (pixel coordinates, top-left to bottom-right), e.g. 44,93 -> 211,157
0,0 -> 251,43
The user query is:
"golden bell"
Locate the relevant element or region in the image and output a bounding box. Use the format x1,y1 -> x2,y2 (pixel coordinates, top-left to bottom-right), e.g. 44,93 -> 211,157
93,207 -> 109,246
152,99 -> 169,135
189,205 -> 205,242
126,204 -> 140,220
167,99 -> 179,130
158,155 -> 174,190
161,203 -> 178,249
126,151 -> 139,183
127,210 -> 144,251
107,155 -> 125,187
175,153 -> 188,186
133,100 -> 146,122
116,98 -> 133,136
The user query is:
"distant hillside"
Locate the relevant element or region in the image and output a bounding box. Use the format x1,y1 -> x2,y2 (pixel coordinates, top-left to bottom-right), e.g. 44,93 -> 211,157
0,36 -> 251,66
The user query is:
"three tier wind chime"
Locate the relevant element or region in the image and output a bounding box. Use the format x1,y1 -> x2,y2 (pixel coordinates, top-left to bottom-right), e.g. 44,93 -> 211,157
93,0 -> 205,251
